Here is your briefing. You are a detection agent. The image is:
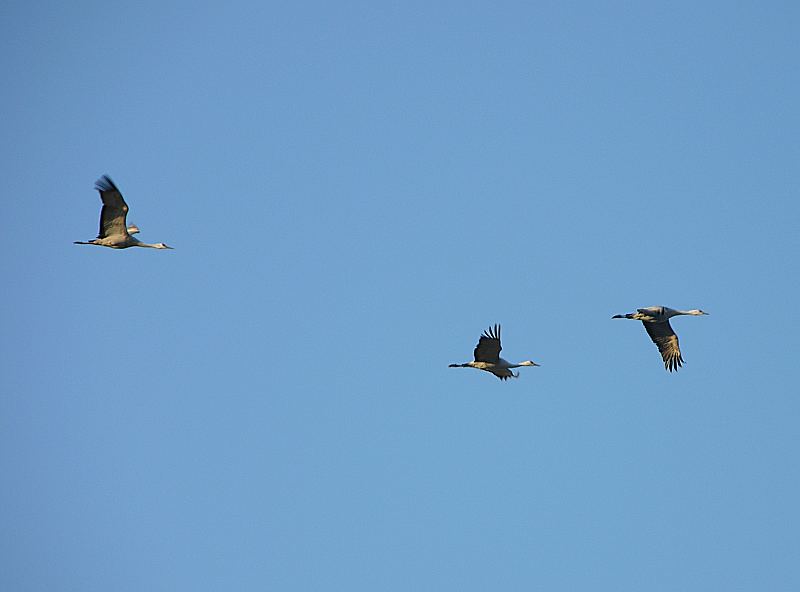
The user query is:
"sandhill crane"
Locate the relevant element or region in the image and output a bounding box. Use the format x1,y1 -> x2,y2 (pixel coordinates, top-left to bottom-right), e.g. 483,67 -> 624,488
74,176 -> 173,249
449,324 -> 540,381
612,306 -> 708,372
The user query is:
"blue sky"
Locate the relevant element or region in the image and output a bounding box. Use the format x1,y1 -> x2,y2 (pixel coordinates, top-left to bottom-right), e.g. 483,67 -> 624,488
2,1 -> 799,589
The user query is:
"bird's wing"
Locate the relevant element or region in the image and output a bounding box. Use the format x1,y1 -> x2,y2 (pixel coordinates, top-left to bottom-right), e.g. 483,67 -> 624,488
95,175 -> 129,238
643,321 -> 684,372
490,367 -> 514,381
474,324 -> 502,363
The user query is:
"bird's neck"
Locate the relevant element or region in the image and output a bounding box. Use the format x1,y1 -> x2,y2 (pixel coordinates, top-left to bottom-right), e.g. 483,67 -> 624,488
509,360 -> 537,368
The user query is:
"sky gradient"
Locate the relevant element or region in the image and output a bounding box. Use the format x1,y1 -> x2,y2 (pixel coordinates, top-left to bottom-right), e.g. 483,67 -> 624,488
2,1 -> 799,590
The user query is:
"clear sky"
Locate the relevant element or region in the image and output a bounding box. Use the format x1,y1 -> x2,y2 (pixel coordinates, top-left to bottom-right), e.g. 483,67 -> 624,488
2,1 -> 799,590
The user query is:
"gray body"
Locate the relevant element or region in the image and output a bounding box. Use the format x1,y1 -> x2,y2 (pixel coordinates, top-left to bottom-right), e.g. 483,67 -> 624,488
75,176 -> 172,250
612,306 -> 708,372
449,324 -> 540,381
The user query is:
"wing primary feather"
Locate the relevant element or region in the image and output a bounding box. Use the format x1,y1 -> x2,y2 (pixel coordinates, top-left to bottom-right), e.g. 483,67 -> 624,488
643,320 -> 685,372
95,175 -> 119,194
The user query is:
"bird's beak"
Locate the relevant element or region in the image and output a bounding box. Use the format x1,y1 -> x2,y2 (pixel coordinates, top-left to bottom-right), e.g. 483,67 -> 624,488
703,311 -> 709,315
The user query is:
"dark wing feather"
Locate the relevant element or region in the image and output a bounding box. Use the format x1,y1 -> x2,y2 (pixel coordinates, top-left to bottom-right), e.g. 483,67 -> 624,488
643,320 -> 684,372
473,324 -> 502,363
95,175 -> 129,238
491,369 -> 512,381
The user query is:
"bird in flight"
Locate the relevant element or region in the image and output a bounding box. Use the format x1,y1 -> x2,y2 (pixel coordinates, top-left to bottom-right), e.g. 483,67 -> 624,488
612,306 -> 708,371
449,324 -> 540,381
75,175 -> 173,250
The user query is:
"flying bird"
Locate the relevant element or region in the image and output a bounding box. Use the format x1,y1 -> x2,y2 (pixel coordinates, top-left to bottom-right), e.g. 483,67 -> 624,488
74,175 -> 173,249
612,306 -> 708,371
449,324 -> 540,381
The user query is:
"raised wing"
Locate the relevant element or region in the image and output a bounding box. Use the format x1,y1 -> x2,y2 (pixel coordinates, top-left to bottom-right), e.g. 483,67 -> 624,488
643,320 -> 684,372
473,324 -> 502,363
95,175 -> 129,239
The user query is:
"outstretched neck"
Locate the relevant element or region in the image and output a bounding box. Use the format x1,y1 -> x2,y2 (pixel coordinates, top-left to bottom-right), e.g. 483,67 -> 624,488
509,360 -> 540,368
135,241 -> 172,249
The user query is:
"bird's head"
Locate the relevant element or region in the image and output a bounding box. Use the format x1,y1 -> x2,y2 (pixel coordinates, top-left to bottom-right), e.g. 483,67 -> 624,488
689,309 -> 709,315
520,360 -> 540,367
155,243 -> 174,249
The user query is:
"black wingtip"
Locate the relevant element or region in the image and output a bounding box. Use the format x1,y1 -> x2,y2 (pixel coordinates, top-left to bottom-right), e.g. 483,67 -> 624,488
94,175 -> 117,193
665,357 -> 685,372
